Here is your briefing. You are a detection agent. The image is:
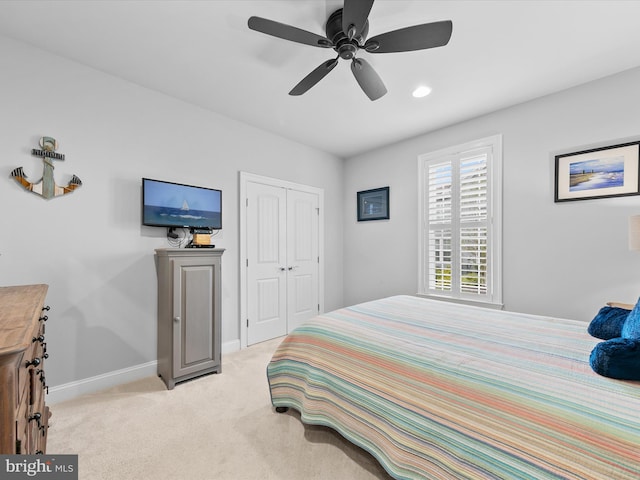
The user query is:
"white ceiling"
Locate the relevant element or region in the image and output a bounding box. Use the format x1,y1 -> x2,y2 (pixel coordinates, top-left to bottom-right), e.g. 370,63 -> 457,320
2,1 -> 640,158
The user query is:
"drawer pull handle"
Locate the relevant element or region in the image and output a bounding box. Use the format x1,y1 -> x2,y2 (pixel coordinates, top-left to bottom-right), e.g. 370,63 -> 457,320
29,412 -> 42,428
25,357 -> 41,368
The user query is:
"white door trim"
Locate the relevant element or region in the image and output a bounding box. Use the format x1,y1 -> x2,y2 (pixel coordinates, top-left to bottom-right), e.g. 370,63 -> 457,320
239,172 -> 325,349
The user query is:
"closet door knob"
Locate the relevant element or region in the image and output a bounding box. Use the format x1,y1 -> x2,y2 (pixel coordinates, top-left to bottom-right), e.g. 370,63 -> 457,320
174,316 -> 181,323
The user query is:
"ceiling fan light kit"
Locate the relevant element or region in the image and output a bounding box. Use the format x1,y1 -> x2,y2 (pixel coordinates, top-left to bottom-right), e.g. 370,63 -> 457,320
248,0 -> 452,101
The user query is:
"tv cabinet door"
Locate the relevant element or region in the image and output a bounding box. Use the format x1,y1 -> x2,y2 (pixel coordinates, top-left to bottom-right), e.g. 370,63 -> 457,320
172,256 -> 221,380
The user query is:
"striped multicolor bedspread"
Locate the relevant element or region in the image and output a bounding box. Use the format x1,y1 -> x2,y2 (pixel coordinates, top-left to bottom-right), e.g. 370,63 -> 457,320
267,295 -> 640,480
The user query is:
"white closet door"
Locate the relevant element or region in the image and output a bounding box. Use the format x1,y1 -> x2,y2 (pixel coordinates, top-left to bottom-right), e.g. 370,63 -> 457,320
245,179 -> 321,345
246,181 -> 287,345
286,189 -> 319,332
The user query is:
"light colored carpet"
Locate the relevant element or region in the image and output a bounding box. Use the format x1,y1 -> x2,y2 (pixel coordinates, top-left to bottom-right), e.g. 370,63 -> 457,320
47,337 -> 393,480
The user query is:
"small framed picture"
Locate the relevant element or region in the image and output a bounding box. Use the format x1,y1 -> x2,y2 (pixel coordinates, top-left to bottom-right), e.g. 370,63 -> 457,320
357,187 -> 389,221
554,141 -> 640,202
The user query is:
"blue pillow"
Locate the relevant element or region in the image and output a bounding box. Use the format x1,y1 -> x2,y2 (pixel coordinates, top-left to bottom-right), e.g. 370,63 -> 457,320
590,337 -> 640,380
621,298 -> 640,339
587,306 -> 629,340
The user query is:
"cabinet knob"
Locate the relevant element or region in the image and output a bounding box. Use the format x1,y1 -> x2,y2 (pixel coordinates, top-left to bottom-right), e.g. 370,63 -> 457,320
32,335 -> 45,343
42,306 -> 50,311
174,316 -> 181,323
39,315 -> 48,322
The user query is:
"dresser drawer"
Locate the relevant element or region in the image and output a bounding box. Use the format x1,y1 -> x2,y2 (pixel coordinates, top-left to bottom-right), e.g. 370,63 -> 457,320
17,349 -> 30,408
19,341 -> 43,406
15,394 -> 28,454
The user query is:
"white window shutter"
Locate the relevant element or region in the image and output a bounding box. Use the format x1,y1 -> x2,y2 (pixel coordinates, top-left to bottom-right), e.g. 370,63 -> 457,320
419,136 -> 502,306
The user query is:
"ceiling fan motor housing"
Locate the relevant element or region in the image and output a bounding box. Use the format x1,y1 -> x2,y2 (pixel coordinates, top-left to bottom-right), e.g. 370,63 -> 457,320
326,9 -> 368,60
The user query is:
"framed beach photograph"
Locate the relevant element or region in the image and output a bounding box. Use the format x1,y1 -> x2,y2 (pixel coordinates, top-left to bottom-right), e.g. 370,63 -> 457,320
357,187 -> 389,221
554,141 -> 640,202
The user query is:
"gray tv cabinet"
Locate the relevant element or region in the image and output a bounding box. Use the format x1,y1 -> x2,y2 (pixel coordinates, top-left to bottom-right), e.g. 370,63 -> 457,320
155,248 -> 224,389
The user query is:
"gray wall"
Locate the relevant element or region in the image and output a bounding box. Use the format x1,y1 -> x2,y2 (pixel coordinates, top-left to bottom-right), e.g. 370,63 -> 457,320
344,66 -> 640,321
0,36 -> 345,389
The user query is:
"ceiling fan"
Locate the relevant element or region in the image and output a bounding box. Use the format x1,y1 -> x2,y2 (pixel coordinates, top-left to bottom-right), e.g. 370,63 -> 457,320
247,0 -> 452,101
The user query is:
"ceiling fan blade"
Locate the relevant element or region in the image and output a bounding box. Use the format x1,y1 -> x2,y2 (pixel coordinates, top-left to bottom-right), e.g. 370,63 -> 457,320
248,16 -> 333,48
364,20 -> 453,53
289,58 -> 339,96
342,0 -> 374,40
350,58 -> 387,101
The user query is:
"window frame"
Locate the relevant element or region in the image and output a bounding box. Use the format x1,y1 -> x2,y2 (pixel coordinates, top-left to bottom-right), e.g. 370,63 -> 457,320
417,134 -> 503,308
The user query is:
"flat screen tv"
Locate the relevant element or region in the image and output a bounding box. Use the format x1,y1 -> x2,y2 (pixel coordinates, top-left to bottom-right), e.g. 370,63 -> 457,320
142,178 -> 222,230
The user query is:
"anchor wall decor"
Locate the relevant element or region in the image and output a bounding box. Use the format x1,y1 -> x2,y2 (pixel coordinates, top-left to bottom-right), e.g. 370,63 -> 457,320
11,136 -> 82,199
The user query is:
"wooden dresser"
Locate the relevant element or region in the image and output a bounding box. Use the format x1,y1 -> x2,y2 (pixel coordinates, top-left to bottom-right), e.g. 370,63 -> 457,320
0,284 -> 51,454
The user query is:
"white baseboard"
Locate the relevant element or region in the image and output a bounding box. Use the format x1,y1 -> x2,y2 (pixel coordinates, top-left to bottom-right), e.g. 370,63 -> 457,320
222,339 -> 240,354
48,361 -> 158,405
48,340 -> 242,404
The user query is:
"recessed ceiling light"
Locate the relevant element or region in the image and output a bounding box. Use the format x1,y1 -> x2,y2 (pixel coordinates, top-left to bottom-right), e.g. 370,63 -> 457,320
412,85 -> 432,98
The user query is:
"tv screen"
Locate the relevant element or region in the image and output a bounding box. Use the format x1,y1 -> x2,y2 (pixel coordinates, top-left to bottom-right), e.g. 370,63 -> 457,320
142,178 -> 222,230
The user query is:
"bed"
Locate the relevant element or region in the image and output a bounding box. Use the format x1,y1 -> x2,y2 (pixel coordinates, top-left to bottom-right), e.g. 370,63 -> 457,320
266,295 -> 640,480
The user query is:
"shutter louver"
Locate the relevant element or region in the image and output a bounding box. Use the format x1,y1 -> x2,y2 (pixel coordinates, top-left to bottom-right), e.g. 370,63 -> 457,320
428,229 -> 452,291
427,161 -> 453,291
428,161 -> 452,224
460,226 -> 487,294
459,153 -> 488,295
460,154 -> 487,222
